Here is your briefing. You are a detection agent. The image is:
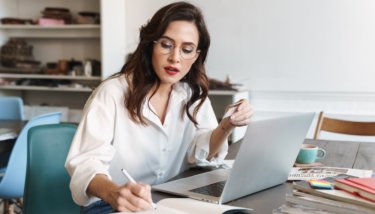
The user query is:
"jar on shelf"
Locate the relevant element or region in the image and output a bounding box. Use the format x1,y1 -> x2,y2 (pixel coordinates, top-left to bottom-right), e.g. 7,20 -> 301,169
84,60 -> 92,77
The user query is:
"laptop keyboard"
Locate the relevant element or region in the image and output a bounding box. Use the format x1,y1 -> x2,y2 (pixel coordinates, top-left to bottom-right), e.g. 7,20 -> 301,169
189,181 -> 226,197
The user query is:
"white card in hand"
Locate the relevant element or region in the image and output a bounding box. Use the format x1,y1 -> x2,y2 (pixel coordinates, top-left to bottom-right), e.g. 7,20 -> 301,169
222,100 -> 244,119
222,106 -> 237,118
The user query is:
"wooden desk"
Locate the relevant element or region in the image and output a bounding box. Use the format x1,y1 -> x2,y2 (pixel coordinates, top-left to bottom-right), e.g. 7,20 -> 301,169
0,120 -> 24,167
0,120 -> 24,133
152,139 -> 375,213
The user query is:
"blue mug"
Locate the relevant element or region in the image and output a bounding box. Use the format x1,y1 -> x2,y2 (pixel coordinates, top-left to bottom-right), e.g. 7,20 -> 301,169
296,144 -> 326,164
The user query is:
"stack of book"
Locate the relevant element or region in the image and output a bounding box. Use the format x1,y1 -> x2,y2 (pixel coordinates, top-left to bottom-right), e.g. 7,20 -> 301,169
274,175 -> 375,214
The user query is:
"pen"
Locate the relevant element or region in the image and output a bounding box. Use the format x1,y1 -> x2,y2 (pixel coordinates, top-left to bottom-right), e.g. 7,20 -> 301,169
121,168 -> 157,209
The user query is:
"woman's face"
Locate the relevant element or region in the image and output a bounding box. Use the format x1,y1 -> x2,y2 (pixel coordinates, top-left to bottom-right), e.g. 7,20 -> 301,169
152,20 -> 200,87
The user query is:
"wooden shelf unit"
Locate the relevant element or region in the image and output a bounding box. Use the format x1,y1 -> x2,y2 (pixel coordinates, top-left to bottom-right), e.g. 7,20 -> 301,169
0,0 -> 125,122
0,24 -> 100,38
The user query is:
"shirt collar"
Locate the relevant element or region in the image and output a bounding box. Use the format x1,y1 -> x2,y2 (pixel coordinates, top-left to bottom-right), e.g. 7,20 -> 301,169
141,82 -> 190,126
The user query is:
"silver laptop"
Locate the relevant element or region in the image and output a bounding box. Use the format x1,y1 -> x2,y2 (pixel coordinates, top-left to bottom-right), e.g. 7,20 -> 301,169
152,113 -> 315,204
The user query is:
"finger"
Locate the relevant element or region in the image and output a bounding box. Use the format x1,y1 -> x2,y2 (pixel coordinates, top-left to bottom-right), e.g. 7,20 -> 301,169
128,183 -> 153,209
117,187 -> 139,212
228,99 -> 244,108
230,113 -> 251,125
239,100 -> 252,111
230,110 -> 253,126
119,184 -> 152,211
223,106 -> 237,118
116,199 -> 138,212
130,183 -> 151,197
231,117 -> 250,126
139,183 -> 153,204
133,183 -> 153,203
236,118 -> 251,126
225,99 -> 246,113
231,107 -> 252,121
127,194 -> 152,210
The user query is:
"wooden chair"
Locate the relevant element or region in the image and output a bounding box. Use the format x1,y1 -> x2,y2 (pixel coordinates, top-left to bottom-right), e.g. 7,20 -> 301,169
313,111 -> 375,140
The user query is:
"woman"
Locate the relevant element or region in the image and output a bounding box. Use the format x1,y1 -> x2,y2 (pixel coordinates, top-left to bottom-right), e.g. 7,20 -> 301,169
65,2 -> 252,213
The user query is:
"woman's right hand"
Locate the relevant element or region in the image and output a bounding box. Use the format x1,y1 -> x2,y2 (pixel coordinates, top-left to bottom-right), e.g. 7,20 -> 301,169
106,182 -> 154,212
87,174 -> 154,212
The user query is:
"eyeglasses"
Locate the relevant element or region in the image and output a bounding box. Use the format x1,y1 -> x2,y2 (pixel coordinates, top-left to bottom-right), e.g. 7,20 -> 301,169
153,38 -> 200,60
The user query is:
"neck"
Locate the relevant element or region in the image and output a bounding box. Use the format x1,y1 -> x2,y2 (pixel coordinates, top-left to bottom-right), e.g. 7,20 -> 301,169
152,83 -> 173,97
148,83 -> 174,124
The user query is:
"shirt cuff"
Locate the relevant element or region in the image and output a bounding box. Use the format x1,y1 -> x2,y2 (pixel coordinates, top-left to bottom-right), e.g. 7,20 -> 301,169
70,165 -> 112,206
189,130 -> 228,167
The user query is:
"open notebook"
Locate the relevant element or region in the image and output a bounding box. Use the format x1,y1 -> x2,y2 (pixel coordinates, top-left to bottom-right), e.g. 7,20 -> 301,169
111,198 -> 252,213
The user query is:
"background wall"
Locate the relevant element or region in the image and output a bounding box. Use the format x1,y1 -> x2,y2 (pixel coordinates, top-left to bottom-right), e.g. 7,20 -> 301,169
124,0 -> 375,92
124,0 -> 375,141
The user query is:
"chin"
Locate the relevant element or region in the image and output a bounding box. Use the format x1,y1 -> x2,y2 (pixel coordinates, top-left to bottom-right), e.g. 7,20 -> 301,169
160,76 -> 183,85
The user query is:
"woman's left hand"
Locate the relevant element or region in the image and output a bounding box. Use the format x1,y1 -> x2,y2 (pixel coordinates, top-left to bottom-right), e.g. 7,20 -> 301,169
226,99 -> 253,127
210,99 -> 253,159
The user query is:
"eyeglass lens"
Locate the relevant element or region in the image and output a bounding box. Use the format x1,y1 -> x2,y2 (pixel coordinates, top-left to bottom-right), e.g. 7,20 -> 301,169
155,38 -> 198,60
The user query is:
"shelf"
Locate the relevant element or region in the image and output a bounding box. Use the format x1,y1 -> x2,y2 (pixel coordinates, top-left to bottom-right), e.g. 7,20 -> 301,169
0,73 -> 101,81
0,0 -> 104,115
0,25 -> 100,30
209,89 -> 249,95
0,24 -> 100,38
0,85 -> 94,92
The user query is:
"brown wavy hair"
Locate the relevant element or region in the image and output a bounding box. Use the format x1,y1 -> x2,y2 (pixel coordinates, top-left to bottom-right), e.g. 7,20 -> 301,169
120,1 -> 210,126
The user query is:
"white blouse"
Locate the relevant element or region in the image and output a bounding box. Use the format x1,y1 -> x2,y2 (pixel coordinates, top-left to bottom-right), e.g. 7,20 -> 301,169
65,75 -> 228,206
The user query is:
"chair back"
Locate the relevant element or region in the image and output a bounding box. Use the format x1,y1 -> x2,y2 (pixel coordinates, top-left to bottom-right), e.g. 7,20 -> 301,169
0,96 -> 24,120
23,124 -> 80,214
314,111 -> 375,139
0,112 -> 61,198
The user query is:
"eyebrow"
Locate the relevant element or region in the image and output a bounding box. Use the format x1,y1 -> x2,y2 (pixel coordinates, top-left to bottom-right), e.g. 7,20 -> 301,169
160,36 -> 197,47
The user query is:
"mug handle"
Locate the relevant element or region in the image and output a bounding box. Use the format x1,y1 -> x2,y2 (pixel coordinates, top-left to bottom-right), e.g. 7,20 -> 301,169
316,148 -> 326,159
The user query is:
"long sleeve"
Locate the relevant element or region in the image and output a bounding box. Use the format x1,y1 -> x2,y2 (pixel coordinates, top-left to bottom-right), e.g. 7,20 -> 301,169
187,98 -> 228,166
65,82 -> 118,206
64,77 -> 229,207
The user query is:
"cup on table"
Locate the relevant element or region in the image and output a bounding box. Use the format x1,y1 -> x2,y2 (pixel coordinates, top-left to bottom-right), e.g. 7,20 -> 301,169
296,144 -> 326,164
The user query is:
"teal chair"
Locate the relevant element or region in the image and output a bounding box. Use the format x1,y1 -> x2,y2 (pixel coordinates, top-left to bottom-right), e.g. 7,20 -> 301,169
0,112 -> 61,212
0,96 -> 25,120
23,124 -> 80,214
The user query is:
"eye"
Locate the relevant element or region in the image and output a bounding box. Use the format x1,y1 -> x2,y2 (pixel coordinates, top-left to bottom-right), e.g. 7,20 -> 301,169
160,39 -> 173,49
181,45 -> 195,54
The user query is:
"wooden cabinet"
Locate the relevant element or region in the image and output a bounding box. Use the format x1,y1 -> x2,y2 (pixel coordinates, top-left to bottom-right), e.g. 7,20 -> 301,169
0,24 -> 102,99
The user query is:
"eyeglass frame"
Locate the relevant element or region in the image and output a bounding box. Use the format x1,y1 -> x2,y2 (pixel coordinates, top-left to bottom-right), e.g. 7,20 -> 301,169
153,37 -> 201,60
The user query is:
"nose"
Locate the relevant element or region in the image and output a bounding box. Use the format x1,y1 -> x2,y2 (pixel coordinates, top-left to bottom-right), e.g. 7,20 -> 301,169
167,48 -> 181,63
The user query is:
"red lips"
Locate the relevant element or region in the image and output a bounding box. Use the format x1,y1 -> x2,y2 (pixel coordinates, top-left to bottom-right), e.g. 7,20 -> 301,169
164,66 -> 179,75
